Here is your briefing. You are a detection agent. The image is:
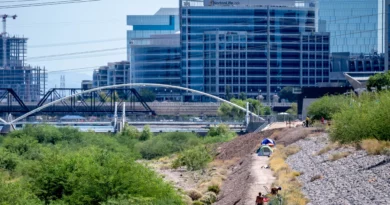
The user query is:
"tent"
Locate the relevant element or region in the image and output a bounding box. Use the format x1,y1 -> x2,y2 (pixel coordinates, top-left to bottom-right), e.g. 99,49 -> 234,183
262,138 -> 276,146
257,145 -> 273,157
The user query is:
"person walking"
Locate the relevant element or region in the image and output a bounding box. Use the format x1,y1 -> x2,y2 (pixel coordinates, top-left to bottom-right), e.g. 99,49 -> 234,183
255,192 -> 264,205
321,117 -> 325,124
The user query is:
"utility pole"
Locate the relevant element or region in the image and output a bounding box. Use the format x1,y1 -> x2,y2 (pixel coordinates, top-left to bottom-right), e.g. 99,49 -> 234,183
1,14 -> 17,69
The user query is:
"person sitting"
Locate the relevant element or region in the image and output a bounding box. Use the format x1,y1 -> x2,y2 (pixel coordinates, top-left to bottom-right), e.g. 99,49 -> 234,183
255,192 -> 264,205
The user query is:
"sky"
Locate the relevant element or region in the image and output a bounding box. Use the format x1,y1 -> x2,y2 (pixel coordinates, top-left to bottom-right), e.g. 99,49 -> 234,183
4,0 -> 178,89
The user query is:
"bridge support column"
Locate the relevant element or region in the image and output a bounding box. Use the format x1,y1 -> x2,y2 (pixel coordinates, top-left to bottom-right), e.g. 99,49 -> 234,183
114,102 -> 118,133
121,102 -> 126,132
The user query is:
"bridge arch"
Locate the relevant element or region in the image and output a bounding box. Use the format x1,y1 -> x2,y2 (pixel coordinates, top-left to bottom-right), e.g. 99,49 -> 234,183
10,83 -> 265,124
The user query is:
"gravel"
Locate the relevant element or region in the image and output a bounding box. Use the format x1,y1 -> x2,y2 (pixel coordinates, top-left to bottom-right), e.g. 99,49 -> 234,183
286,134 -> 390,205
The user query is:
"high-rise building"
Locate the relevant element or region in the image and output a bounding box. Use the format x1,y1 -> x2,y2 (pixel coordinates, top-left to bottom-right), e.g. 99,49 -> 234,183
318,0 -> 389,55
180,0 -> 330,102
131,34 -> 181,101
92,61 -> 130,88
127,8 -> 180,61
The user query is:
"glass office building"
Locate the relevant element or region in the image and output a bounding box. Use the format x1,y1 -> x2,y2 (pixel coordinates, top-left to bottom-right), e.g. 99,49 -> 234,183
318,0 -> 387,54
180,0 -> 330,101
131,34 -> 181,100
127,8 -> 180,61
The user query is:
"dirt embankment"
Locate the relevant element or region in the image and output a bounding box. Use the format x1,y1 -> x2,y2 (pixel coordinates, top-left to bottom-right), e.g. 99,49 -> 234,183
215,130 -> 277,205
215,127 -> 315,205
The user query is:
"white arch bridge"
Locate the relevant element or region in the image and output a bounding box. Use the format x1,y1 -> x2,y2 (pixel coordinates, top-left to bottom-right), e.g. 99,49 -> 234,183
1,83 -> 265,126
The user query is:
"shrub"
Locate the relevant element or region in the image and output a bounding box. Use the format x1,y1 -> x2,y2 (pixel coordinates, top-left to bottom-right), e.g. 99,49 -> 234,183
207,124 -> 231,137
121,125 -> 140,139
187,190 -> 202,201
207,185 -> 220,194
0,148 -> 18,171
330,92 -> 390,143
192,201 -> 204,205
200,192 -> 217,205
307,95 -> 349,120
0,173 -> 41,205
0,126 -> 184,205
361,139 -> 390,155
137,132 -> 200,159
173,146 -> 212,171
139,125 -> 153,141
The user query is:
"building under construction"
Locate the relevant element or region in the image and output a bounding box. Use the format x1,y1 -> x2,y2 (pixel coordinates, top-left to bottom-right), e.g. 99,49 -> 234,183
0,15 -> 46,102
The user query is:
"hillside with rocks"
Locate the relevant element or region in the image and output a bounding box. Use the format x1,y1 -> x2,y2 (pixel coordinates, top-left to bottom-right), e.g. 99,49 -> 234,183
287,133 -> 390,205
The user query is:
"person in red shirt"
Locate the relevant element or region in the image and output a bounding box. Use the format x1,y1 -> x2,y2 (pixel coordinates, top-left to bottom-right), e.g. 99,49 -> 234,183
255,192 -> 264,205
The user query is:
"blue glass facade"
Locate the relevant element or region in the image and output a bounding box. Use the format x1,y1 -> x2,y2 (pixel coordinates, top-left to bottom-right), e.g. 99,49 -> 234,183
130,34 -> 181,100
318,0 -> 385,54
181,2 -> 330,100
127,8 -> 180,61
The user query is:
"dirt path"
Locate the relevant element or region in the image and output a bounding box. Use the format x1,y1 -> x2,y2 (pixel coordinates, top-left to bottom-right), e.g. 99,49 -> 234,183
244,154 -> 275,204
243,123 -> 282,204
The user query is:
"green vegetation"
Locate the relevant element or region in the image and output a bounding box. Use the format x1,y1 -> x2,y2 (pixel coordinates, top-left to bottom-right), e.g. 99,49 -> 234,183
366,72 -> 390,91
218,98 -> 270,118
172,146 -> 212,171
309,91 -> 390,145
0,125 -> 183,205
0,123 -> 237,204
278,86 -> 297,102
286,103 -> 298,115
307,95 -> 349,120
330,92 -> 390,143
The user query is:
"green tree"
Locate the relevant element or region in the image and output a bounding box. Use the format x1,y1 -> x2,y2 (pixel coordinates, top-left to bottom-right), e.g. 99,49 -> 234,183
225,85 -> 233,100
278,87 -> 297,102
286,103 -> 298,115
307,95 -> 349,120
367,72 -> 390,91
139,125 -> 153,141
239,92 -> 247,100
139,89 -> 156,102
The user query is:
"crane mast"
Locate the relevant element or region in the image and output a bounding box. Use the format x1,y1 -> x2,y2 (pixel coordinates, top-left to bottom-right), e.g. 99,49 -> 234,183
1,14 -> 17,69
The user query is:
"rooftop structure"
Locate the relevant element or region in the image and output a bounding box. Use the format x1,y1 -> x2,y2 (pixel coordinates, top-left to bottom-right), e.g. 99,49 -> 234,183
92,61 -> 130,88
126,8 -> 180,61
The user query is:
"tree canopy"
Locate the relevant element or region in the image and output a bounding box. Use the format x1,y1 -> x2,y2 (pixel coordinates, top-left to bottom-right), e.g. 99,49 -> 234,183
367,72 -> 390,91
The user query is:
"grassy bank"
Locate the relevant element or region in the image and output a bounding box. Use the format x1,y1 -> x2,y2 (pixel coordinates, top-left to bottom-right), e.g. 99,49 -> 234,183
269,145 -> 308,205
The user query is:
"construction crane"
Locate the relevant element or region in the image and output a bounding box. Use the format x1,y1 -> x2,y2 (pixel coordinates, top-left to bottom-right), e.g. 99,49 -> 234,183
1,14 -> 17,69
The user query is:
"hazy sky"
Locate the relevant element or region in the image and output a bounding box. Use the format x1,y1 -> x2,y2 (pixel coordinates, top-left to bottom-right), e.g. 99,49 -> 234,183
4,0 -> 178,88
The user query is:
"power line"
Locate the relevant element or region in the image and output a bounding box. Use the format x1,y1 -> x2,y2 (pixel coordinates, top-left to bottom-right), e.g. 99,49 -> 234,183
26,47 -> 126,60
0,0 -> 47,4
47,66 -> 101,73
29,38 -> 125,48
28,51 -> 126,62
0,0 -> 100,9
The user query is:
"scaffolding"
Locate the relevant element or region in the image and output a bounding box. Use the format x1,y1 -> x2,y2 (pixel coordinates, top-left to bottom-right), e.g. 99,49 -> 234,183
0,35 -> 26,68
0,35 -> 46,102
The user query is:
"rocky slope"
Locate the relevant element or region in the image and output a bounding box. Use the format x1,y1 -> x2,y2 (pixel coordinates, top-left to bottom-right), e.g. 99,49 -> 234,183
286,134 -> 390,205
